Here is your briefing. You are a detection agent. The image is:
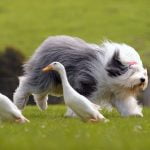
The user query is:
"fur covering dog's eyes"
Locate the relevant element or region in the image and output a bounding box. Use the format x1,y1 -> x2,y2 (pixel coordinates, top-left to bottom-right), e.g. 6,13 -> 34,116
106,51 -> 129,77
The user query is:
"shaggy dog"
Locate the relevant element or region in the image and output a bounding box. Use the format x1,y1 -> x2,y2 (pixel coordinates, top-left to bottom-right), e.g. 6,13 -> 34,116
13,35 -> 148,117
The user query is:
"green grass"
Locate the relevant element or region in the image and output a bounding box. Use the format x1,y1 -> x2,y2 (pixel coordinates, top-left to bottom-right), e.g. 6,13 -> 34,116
0,105 -> 150,150
0,0 -> 150,66
0,1 -> 150,149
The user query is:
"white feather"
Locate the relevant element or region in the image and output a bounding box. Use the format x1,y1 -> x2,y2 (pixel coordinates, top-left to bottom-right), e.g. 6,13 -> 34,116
43,62 -> 108,122
0,93 -> 29,123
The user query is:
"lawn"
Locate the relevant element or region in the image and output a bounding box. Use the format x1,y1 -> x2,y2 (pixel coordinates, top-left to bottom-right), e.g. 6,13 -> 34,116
0,0 -> 150,150
0,0 -> 150,66
0,105 -> 150,150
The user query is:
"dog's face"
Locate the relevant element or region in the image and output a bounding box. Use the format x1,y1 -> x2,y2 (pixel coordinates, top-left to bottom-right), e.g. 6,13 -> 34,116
106,48 -> 148,91
127,64 -> 148,90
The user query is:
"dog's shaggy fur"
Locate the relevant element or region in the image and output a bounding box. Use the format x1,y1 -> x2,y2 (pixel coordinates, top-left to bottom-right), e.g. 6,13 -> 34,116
13,35 -> 148,117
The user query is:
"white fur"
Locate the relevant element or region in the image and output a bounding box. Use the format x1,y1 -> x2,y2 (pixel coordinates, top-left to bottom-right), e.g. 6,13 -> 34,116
0,93 -> 29,123
89,42 -> 148,117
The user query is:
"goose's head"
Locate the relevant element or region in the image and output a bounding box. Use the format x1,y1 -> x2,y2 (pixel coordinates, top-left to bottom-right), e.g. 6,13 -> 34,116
42,62 -> 65,73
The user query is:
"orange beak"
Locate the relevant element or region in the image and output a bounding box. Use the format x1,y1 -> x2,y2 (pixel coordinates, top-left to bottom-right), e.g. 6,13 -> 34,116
42,65 -> 54,72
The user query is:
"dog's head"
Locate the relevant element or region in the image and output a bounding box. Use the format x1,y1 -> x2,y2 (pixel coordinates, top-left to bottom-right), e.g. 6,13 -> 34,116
105,43 -> 148,92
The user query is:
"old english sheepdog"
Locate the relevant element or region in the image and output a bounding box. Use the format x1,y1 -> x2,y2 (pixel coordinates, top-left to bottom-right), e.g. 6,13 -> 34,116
13,35 -> 148,117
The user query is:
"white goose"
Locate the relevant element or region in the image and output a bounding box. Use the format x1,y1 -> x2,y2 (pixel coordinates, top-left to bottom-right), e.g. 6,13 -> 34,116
42,62 -> 108,122
0,93 -> 29,123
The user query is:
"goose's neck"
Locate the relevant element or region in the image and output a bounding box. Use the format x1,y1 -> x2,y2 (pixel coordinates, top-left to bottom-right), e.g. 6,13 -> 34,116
58,69 -> 71,90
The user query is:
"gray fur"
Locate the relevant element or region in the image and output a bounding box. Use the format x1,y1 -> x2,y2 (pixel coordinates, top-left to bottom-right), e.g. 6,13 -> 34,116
23,35 -> 103,96
106,50 -> 129,77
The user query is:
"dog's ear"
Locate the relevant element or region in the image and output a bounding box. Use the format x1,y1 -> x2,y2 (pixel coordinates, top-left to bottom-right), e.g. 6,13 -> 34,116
106,51 -> 128,77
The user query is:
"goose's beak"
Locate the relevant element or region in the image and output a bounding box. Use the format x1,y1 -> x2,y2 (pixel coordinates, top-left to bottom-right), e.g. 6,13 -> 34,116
42,65 -> 53,72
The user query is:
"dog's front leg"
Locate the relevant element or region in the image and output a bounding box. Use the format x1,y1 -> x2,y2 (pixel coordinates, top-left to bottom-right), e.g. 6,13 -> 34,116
13,84 -> 30,110
113,96 -> 143,117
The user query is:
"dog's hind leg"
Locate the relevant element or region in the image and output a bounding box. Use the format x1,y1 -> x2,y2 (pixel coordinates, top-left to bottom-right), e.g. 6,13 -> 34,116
13,77 -> 30,110
33,93 -> 48,111
64,107 -> 77,117
113,96 -> 143,117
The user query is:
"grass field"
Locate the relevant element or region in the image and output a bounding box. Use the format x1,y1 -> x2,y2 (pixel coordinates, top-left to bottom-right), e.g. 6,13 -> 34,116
0,1 -> 150,150
0,105 -> 150,150
0,0 -> 150,66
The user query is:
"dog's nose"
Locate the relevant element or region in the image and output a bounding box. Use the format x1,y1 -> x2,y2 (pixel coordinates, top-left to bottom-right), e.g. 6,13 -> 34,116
140,78 -> 145,83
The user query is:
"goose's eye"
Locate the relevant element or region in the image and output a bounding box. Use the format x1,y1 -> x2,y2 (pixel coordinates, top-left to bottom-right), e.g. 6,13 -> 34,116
53,63 -> 57,65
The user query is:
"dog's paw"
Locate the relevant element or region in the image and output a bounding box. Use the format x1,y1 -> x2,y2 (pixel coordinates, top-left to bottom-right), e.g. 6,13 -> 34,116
64,108 -> 77,118
64,112 -> 77,118
129,113 -> 143,117
122,112 -> 143,118
103,118 -> 110,123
